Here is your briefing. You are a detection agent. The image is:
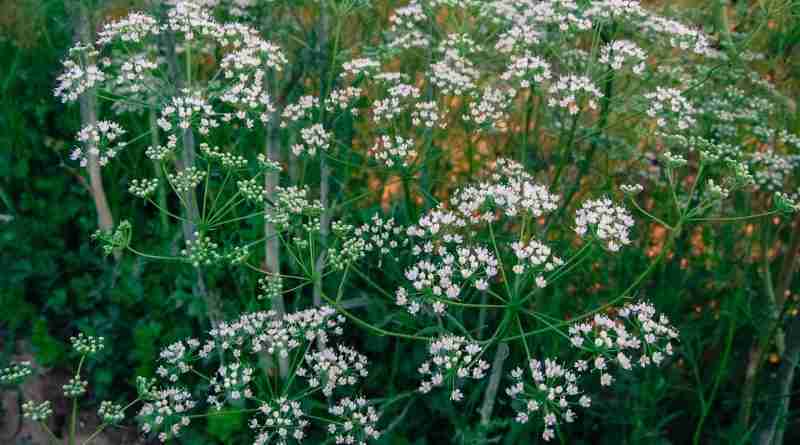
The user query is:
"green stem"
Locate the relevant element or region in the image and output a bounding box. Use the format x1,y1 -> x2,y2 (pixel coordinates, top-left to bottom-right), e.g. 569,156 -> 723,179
550,114 -> 579,190
82,424 -> 108,445
319,292 -> 431,341
503,226 -> 679,342
40,422 -> 60,445
692,299 -> 736,444
689,210 -> 779,223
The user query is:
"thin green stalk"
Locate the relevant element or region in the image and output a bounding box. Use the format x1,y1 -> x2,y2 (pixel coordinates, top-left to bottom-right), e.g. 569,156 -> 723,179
82,423 -> 108,445
39,422 -> 60,445
689,210 -> 779,223
550,114 -> 579,190
503,226 -> 680,342
69,355 -> 86,445
692,301 -> 736,444
319,292 -> 432,341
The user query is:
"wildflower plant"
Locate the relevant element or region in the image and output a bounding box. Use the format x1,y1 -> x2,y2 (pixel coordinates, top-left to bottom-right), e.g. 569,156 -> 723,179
7,332 -> 142,445
48,0 -> 800,443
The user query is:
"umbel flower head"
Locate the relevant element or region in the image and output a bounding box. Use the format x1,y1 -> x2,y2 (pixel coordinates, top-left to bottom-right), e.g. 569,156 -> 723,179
56,0 -> 287,168
139,306 -> 380,443
0,361 -> 33,386
70,332 -> 105,355
574,197 -> 635,252
418,335 -> 489,401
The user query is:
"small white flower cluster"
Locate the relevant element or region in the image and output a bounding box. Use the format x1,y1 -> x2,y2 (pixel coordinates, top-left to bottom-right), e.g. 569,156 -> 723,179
547,74 -> 603,115
257,153 -> 282,172
620,183 -> 644,195
599,40 -> 647,75
296,345 -> 369,396
775,190 -> 800,214
266,186 -> 323,229
257,274 -> 283,300
218,29 -> 286,128
387,0 -> 429,49
0,361 -> 33,385
98,401 -> 125,424
54,45 -> 105,103
511,239 -> 564,288
397,245 -> 499,315
373,72 -> 408,84
661,150 -> 688,168
238,178 -> 265,203
466,87 -> 515,130
699,86 -> 772,138
204,306 -> 344,360
71,332 -> 105,355
569,301 -> 678,379
292,124 -> 331,156
208,362 -> 255,407
778,130 -> 800,151
368,135 -> 416,168
158,338 -> 201,382
63,375 -> 88,398
749,150 -> 799,192
157,92 -> 219,136
96,11 -> 159,45
372,83 -> 421,124
506,358 -> 589,442
643,87 -> 697,131
200,143 -> 248,169
703,179 -> 730,202
182,233 -> 221,267
430,35 -> 480,95
342,57 -> 381,78
252,397 -> 308,445
327,397 -> 381,444
394,159 -> 562,314
411,100 -> 447,129
353,215 -> 406,258
639,13 -> 712,55
528,0 -> 593,32
500,53 -> 552,89
326,86 -> 363,116
104,53 -> 158,94
165,1 -> 221,41
495,23 -> 542,54
418,335 -> 489,401
329,223 -> 369,271
147,307 -> 375,443
71,121 -> 127,168
138,386 -> 196,443
584,0 -> 648,23
22,400 -> 53,422
168,166 -> 207,194
129,178 -> 159,199
145,135 -> 178,161
329,215 -> 409,270
223,244 -> 250,265
281,95 -> 319,128
574,197 -> 634,252
449,159 -> 560,223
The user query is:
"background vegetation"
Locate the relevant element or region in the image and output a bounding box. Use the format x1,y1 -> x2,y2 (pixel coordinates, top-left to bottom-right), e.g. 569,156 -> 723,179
1,0 -> 800,444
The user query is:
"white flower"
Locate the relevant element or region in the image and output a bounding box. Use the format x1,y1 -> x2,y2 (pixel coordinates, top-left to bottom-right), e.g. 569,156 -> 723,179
575,197 -> 635,251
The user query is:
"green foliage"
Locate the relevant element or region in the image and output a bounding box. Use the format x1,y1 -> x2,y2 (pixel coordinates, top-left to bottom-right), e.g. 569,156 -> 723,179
206,410 -> 246,443
30,320 -> 64,366
2,0 -> 800,444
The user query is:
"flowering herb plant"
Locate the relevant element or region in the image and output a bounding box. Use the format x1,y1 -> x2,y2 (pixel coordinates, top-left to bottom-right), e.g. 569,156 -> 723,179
5,0 -> 800,444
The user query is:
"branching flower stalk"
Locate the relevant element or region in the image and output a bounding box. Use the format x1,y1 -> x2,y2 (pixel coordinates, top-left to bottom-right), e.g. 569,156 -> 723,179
48,1 -> 800,443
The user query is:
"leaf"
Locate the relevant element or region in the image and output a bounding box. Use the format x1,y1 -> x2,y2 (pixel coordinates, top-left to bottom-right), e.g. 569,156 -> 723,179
206,409 -> 245,442
31,319 -> 64,366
